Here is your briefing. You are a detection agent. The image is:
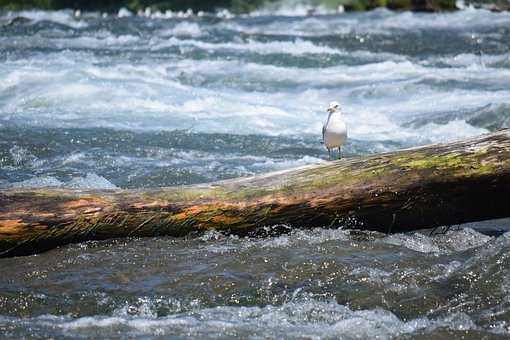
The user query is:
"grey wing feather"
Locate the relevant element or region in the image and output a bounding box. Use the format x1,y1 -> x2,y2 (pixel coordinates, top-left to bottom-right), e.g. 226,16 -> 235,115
322,116 -> 329,142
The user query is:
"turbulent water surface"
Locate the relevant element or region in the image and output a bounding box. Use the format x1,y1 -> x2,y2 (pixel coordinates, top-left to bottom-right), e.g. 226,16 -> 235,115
1,6 -> 510,339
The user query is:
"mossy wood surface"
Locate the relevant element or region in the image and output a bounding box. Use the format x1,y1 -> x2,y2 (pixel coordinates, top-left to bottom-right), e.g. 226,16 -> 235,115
1,129 -> 510,257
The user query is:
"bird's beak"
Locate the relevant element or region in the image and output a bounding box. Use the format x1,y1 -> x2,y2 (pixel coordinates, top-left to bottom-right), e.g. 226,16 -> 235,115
327,108 -> 333,113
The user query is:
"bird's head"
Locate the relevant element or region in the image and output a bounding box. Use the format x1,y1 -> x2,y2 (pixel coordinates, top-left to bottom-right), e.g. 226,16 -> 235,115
327,101 -> 341,113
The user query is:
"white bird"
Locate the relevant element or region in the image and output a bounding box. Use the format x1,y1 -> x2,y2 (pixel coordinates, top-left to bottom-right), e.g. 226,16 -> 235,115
322,101 -> 347,160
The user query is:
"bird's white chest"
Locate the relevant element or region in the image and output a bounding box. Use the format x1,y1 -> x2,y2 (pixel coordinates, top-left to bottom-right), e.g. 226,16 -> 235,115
324,113 -> 347,148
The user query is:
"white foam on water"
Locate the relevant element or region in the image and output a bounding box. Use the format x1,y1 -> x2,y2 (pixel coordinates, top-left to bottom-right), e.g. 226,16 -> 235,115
3,7 -> 510,37
158,22 -> 203,37
117,8 -> 132,18
0,298 -> 488,338
171,58 -> 419,89
1,10 -> 510,338
113,297 -> 159,318
382,233 -> 444,254
5,173 -> 118,190
2,47 -> 507,143
6,176 -> 64,188
350,267 -> 393,285
428,53 -> 510,68
222,7 -> 510,37
251,1 -> 336,17
257,228 -> 352,248
0,33 -> 141,52
150,36 -> 342,55
251,155 -> 324,170
1,10 -> 89,28
434,228 -> 492,252
61,152 -> 87,165
104,149 -> 321,175
410,120 -> 488,143
381,228 -> 494,255
430,261 -> 464,281
380,7 -> 510,30
51,34 -> 140,50
202,228 -> 354,255
1,9 -> 510,191
7,145 -> 40,167
66,173 -> 118,190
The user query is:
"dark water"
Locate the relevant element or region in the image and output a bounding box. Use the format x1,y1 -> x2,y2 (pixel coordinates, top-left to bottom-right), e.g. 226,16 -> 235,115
1,6 -> 510,339
1,228 -> 510,338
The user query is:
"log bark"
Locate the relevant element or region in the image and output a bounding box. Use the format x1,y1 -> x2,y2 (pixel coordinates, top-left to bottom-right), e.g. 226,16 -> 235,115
1,129 -> 510,257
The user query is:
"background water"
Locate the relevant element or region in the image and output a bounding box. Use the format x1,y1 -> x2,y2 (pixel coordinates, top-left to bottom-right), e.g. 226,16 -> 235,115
1,6 -> 510,339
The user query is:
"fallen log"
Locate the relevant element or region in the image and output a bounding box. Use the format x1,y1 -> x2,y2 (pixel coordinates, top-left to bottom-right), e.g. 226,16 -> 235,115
1,129 -> 510,257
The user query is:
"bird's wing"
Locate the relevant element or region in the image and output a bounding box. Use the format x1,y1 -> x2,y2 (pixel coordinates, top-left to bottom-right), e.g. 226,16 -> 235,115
322,116 -> 329,141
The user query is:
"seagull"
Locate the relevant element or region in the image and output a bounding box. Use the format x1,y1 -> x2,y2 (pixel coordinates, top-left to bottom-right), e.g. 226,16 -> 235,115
322,101 -> 347,160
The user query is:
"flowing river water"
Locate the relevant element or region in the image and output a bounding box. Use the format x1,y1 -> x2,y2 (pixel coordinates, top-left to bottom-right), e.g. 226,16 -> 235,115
1,6 -> 510,339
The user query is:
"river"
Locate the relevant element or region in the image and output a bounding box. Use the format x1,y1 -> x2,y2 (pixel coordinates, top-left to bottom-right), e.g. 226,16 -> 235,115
1,6 -> 510,338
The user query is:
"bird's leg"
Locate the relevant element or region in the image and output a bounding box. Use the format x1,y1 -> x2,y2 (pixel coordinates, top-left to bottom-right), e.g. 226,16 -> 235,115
328,148 -> 331,160
338,147 -> 342,159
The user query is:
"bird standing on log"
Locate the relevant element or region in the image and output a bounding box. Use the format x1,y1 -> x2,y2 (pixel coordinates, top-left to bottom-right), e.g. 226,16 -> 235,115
322,101 -> 347,160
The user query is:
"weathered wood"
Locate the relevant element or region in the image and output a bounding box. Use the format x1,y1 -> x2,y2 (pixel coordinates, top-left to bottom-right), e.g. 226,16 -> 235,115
1,129 -> 510,257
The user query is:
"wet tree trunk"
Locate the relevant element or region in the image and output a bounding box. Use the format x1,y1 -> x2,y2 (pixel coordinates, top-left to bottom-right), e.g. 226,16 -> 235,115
1,129 -> 510,257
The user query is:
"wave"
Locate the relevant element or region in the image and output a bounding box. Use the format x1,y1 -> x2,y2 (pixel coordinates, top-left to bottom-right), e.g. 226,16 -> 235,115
250,1 -> 338,17
219,7 -> 510,37
1,50 -> 507,142
0,297 -> 493,338
148,36 -> 343,55
198,227 -> 496,255
381,228 -> 492,254
158,22 -> 203,38
405,103 -> 510,132
4,173 -> 118,190
3,6 -> 510,29
0,10 -> 89,28
1,226 -> 509,337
